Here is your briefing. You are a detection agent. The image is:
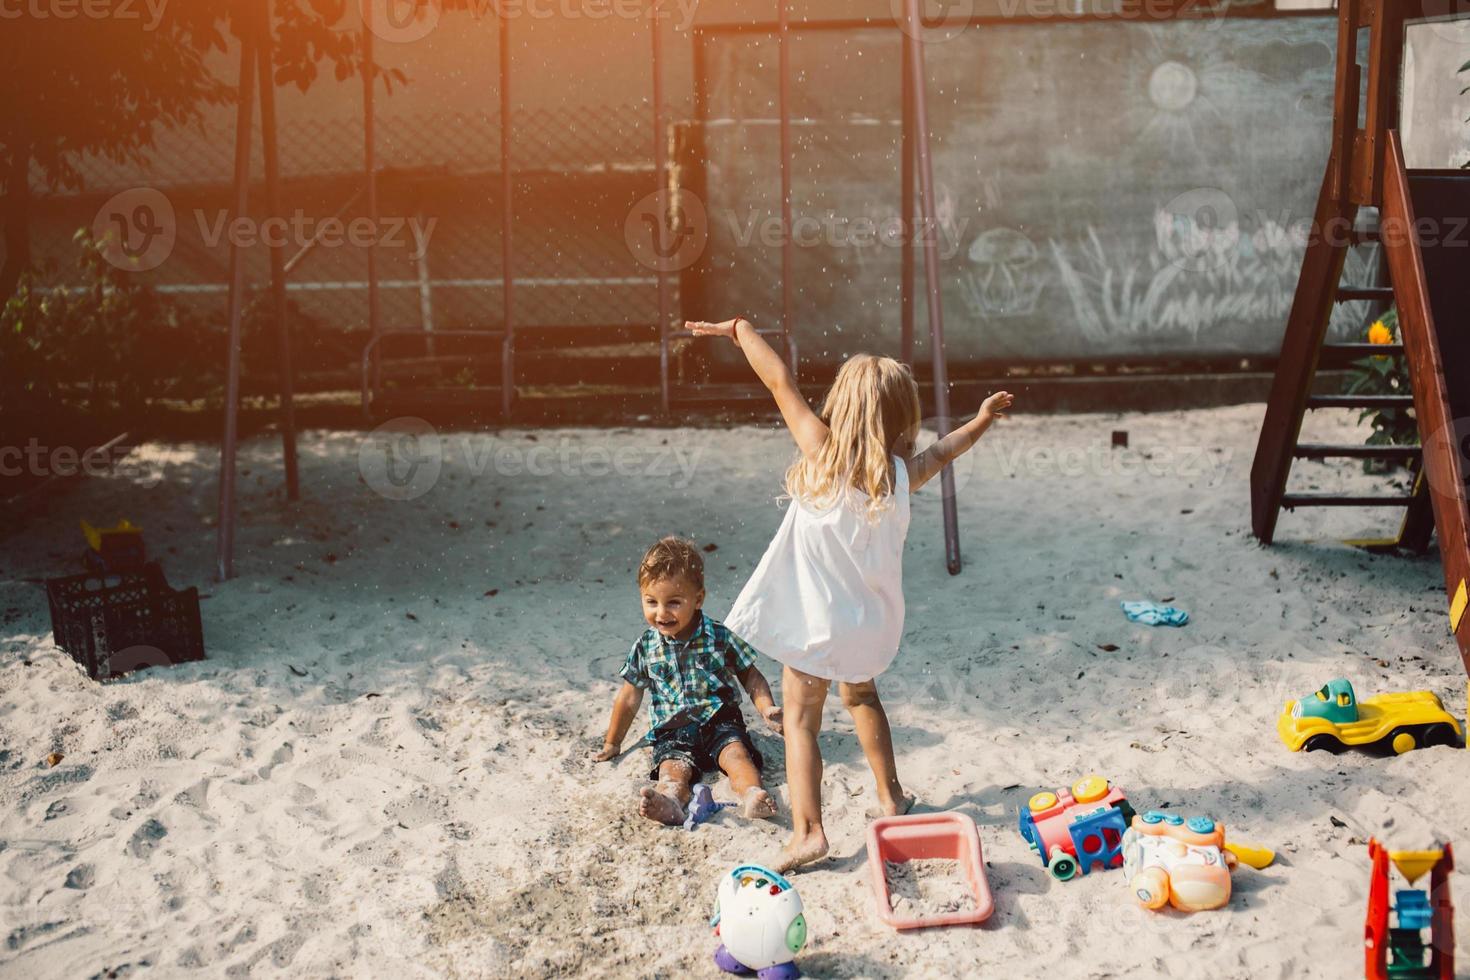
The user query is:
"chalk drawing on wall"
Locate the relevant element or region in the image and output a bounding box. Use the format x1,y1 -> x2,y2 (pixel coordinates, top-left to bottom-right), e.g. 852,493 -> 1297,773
1126,29 -> 1237,164
1149,61 -> 1198,112
930,182 -> 971,261
1051,228 -> 1183,344
958,228 -> 1044,319
1050,202 -> 1309,345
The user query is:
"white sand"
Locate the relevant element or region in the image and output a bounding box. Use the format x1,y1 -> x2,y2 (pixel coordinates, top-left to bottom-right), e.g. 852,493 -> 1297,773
0,404 -> 1465,978
885,860 -> 976,916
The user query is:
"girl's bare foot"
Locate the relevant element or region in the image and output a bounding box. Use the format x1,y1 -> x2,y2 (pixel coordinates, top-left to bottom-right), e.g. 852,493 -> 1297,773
739,786 -> 778,820
866,792 -> 917,820
773,831 -> 829,873
639,786 -> 686,826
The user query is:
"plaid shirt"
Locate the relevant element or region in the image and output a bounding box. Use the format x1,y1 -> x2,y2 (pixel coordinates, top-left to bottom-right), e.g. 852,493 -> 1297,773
619,613 -> 759,734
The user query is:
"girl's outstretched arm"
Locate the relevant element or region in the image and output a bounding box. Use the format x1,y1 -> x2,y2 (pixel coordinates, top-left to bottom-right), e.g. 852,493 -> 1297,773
686,317 -> 827,458
907,390 -> 1014,492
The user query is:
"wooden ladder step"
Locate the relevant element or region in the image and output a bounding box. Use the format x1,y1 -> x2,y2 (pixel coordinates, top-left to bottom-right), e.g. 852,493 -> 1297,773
1282,492 -> 1417,509
1319,342 -> 1405,365
1293,443 -> 1421,460
1306,394 -> 1414,409
1335,286 -> 1395,302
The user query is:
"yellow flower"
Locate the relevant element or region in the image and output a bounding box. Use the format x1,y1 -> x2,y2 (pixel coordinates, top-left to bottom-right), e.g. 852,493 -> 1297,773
1367,320 -> 1393,345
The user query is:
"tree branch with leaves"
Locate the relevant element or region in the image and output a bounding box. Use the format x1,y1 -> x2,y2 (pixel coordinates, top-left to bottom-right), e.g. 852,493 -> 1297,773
0,0 -> 402,302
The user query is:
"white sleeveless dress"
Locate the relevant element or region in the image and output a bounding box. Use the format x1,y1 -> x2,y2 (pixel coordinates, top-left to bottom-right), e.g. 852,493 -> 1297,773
725,456 -> 910,683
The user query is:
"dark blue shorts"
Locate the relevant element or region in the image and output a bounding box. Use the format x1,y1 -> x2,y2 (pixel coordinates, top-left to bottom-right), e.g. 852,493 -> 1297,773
649,704 -> 764,781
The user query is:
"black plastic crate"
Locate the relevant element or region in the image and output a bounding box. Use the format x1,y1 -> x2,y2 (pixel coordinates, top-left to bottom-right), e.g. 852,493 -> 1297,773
44,563 -> 205,680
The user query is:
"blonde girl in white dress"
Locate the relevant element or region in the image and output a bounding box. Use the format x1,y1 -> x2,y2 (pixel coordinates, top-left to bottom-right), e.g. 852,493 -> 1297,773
687,316 -> 1014,872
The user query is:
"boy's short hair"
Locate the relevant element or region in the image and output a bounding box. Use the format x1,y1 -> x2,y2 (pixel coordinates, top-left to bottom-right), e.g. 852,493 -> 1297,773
638,536 -> 704,591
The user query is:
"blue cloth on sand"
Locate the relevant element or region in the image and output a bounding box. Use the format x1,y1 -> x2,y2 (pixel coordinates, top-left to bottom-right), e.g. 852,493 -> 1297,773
1122,601 -> 1190,627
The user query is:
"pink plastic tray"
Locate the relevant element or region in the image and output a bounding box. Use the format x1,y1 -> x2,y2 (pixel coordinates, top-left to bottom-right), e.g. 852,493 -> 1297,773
866,811 -> 995,929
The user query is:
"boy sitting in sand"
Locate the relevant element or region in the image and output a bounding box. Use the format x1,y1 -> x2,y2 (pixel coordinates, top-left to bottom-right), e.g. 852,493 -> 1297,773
592,537 -> 783,825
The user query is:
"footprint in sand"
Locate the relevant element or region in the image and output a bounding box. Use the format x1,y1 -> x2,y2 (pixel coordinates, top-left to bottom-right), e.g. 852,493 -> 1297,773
5,920 -> 66,953
347,830 -> 403,870
127,817 -> 168,859
64,864 -> 94,889
173,778 -> 211,810
107,701 -> 138,722
301,873 -> 333,904
20,764 -> 93,806
250,928 -> 310,970
384,788 -> 450,829
257,742 -> 294,780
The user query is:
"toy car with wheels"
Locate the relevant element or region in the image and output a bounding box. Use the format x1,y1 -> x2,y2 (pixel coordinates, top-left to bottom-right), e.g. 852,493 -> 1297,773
1277,678 -> 1462,755
1017,775 -> 1135,881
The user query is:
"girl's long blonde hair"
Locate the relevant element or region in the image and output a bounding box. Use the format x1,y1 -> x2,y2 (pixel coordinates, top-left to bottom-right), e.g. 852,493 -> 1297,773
784,354 -> 922,523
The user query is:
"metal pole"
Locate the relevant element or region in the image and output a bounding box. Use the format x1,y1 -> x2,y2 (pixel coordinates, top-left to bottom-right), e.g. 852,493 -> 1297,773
652,0 -> 671,415
777,0 -> 794,367
899,27 -> 915,365
416,210 -> 435,355
903,0 -> 962,575
256,0 -> 299,502
363,5 -> 381,397
216,27 -> 258,582
499,9 -> 514,417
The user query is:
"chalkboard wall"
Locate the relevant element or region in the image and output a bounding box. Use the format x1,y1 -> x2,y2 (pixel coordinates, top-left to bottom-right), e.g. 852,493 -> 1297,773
692,18 -> 1387,368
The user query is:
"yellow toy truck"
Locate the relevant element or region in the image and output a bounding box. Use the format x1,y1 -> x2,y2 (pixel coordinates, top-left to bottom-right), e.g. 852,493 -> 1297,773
1277,678 -> 1461,755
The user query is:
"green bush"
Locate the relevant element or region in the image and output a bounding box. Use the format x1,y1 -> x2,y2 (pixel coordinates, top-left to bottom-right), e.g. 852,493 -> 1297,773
0,230 -> 218,425
1343,308 -> 1419,460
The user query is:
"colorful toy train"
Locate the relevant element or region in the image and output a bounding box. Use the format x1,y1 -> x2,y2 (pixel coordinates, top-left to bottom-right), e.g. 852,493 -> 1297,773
1017,775 -> 1135,881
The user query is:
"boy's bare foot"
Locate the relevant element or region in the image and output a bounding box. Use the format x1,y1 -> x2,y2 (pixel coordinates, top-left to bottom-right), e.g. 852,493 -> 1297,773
773,831 -> 829,873
639,786 -> 686,826
866,793 -> 917,820
739,786 -> 778,820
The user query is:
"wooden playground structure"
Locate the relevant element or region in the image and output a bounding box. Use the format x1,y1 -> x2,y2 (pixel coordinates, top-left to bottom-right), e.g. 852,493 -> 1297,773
1250,0 -> 1470,673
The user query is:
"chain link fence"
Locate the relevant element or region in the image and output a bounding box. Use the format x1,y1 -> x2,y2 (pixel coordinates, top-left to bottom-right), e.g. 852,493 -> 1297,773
28,103 -> 668,390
